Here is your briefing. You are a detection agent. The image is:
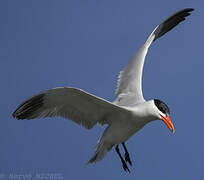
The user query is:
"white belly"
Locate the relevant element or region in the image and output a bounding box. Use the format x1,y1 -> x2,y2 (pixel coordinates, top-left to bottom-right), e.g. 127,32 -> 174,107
102,114 -> 147,145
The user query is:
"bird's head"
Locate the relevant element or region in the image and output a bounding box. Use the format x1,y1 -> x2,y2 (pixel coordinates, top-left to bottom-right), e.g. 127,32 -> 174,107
153,99 -> 175,134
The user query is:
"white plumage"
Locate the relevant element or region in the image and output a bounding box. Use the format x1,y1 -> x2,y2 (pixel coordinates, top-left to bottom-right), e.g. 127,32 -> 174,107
13,8 -> 194,171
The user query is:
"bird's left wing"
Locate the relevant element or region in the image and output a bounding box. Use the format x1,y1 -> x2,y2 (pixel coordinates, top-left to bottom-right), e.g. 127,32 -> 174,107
115,8 -> 194,106
13,87 -> 126,129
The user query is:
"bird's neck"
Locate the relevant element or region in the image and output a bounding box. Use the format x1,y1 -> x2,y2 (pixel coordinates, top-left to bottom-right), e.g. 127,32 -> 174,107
130,100 -> 158,123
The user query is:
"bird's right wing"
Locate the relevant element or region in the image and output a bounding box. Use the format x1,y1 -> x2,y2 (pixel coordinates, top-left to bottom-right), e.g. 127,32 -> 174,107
13,87 -> 127,129
115,8 -> 194,106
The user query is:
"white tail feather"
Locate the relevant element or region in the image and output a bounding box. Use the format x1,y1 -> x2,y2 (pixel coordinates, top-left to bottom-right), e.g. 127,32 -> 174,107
88,140 -> 113,164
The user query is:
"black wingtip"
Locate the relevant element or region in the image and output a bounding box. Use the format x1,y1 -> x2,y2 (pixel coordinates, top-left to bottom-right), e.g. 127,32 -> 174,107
153,8 -> 194,42
12,94 -> 44,120
183,8 -> 194,12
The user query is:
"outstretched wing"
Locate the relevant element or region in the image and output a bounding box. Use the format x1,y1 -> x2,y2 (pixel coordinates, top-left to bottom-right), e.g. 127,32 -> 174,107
115,8 -> 194,106
13,87 -> 126,129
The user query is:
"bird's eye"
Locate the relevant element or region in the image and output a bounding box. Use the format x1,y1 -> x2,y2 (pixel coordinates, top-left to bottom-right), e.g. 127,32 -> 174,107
159,106 -> 165,114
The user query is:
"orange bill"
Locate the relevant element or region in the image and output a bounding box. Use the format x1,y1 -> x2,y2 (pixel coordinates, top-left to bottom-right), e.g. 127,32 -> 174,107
160,115 -> 175,134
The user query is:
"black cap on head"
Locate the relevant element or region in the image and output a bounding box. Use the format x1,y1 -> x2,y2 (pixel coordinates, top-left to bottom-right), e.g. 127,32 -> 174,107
154,99 -> 170,115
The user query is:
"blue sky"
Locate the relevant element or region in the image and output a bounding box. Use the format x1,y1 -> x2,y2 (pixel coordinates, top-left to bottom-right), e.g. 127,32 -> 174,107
1,0 -> 203,179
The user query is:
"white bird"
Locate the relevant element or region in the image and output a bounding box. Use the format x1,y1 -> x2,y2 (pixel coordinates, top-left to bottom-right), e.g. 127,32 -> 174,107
13,8 -> 194,172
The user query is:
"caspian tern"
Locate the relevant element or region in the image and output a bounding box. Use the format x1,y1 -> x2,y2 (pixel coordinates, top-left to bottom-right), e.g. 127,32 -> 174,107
13,8 -> 194,172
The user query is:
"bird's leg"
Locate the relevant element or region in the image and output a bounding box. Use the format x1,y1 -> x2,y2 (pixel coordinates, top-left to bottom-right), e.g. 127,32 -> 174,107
122,142 -> 132,166
115,145 -> 130,172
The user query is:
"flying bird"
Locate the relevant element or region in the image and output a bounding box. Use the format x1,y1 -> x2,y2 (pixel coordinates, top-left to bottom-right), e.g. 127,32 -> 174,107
13,8 -> 194,172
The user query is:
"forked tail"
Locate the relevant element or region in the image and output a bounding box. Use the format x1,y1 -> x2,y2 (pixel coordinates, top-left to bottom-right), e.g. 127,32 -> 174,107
88,140 -> 113,164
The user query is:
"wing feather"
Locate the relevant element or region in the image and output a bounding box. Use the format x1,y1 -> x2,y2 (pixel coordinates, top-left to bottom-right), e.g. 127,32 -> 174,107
13,87 -> 125,129
115,8 -> 194,106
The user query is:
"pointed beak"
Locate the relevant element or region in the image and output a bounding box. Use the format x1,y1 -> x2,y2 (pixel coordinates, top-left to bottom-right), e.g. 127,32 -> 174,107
160,115 -> 175,134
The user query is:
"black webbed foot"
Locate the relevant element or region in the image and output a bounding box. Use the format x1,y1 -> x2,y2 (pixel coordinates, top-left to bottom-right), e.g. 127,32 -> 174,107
122,142 -> 132,166
115,145 -> 130,173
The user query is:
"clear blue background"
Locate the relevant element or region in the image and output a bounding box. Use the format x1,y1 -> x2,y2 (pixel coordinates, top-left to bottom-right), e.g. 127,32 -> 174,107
1,0 -> 203,179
